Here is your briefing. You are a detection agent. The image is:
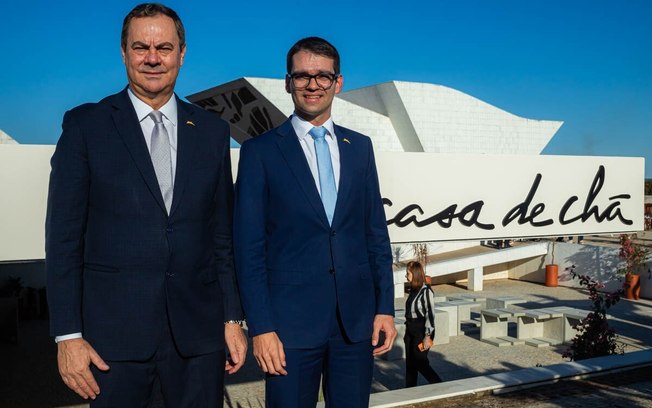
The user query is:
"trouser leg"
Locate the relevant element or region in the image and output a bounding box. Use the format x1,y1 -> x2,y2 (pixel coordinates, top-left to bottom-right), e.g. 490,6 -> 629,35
265,346 -> 324,408
90,359 -> 156,408
156,323 -> 225,408
404,330 -> 420,388
413,348 -> 442,384
322,311 -> 374,408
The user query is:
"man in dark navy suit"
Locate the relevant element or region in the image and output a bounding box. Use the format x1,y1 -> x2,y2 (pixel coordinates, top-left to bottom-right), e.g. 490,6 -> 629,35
46,3 -> 246,406
234,37 -> 397,407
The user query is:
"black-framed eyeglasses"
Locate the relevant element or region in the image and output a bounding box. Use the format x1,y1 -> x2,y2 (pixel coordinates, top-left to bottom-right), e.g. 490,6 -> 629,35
287,72 -> 340,90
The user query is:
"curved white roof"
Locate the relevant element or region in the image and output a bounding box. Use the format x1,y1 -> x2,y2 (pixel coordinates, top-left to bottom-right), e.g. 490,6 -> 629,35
187,78 -> 562,154
0,129 -> 18,144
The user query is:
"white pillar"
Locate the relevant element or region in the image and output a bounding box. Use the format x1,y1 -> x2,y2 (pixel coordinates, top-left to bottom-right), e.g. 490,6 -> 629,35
468,266 -> 483,291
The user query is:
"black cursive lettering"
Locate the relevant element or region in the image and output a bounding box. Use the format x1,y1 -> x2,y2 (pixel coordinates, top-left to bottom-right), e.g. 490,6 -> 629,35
559,165 -> 633,225
384,198 -> 495,230
502,174 -> 553,227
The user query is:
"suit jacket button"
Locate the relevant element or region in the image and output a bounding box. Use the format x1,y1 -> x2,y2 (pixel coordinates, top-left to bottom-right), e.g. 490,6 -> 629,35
166,272 -> 175,277
166,228 -> 173,233
330,230 -> 336,236
329,268 -> 335,274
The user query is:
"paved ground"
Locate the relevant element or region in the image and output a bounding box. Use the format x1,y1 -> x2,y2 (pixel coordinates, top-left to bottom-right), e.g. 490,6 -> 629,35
1,279 -> 650,407
421,369 -> 652,408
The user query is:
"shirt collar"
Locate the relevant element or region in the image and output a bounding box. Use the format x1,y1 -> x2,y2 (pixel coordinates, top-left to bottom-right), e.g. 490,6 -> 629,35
291,113 -> 336,142
127,87 -> 178,127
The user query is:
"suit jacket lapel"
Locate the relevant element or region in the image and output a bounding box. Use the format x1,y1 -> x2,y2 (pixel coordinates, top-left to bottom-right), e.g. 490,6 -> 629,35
333,125 -> 353,226
111,89 -> 168,215
170,99 -> 197,217
275,120 -> 329,226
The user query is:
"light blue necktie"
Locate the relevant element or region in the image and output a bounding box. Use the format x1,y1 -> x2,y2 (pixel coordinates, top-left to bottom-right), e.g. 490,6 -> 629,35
309,126 -> 337,225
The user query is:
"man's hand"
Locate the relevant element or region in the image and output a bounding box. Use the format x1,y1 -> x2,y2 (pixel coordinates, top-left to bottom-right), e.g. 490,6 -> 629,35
57,338 -> 109,400
371,314 -> 397,356
224,323 -> 248,374
252,332 -> 287,375
422,336 -> 433,350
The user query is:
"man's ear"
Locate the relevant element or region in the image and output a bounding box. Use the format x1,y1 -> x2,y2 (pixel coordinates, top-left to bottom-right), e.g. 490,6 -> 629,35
334,74 -> 343,95
179,45 -> 186,67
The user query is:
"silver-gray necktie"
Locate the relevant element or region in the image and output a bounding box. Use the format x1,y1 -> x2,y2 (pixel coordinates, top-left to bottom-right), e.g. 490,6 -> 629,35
149,110 -> 173,213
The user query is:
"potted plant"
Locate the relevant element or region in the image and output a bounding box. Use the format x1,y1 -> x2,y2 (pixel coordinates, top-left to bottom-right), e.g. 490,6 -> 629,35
563,266 -> 624,361
617,234 -> 650,300
545,239 -> 558,287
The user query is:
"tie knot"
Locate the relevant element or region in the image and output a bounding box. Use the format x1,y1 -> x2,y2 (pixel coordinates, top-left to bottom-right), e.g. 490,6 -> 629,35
309,126 -> 328,141
149,110 -> 164,124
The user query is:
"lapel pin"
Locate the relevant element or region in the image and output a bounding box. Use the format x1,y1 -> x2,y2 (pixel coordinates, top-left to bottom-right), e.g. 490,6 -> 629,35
343,138 -> 351,144
186,120 -> 195,126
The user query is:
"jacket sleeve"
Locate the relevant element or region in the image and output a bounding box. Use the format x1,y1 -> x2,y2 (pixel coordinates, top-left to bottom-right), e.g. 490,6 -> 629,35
363,137 -> 395,316
45,110 -> 89,337
233,141 -> 276,336
213,127 -> 244,321
424,287 -> 436,339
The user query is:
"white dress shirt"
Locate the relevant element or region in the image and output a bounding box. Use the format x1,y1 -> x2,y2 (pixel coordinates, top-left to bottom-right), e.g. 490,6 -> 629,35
290,114 -> 340,193
55,89 -> 179,343
128,88 -> 179,184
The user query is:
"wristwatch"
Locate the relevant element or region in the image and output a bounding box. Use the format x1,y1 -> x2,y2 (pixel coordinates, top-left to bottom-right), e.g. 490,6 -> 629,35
224,320 -> 244,327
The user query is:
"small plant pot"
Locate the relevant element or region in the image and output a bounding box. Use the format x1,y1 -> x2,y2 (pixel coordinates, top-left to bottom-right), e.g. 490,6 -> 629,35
625,274 -> 641,300
545,264 -> 558,287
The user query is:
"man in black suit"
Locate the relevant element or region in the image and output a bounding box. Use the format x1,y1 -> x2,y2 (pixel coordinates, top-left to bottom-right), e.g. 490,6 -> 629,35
45,3 -> 246,406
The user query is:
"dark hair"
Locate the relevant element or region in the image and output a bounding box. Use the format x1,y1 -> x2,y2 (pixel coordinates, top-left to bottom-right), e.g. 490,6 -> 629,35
407,261 -> 426,291
286,36 -> 340,75
121,3 -> 185,50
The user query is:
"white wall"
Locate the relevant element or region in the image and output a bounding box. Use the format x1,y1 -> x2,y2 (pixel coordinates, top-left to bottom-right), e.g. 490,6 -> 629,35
511,241 -> 652,299
0,146 -> 646,264
0,145 -> 53,261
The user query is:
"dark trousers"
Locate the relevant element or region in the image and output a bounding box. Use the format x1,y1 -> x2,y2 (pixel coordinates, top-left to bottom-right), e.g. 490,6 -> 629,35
90,320 -> 225,407
265,311 -> 374,408
404,319 -> 442,387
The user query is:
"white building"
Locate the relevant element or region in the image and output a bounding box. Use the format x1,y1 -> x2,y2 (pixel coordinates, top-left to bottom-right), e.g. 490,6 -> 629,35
187,78 -> 562,154
0,129 -> 18,144
187,78 -> 566,289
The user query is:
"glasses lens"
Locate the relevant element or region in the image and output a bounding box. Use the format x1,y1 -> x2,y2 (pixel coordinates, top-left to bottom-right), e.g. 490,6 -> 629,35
316,74 -> 334,89
292,74 -> 311,89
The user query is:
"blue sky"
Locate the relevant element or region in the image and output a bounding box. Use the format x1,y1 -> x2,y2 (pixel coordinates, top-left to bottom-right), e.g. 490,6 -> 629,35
1,0 -> 650,176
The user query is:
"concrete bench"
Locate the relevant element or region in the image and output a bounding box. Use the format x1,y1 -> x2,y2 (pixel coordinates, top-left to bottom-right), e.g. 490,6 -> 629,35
447,294 -> 487,309
432,309 -> 450,345
446,299 -> 483,329
433,302 -> 459,336
516,309 -> 565,347
547,306 -> 592,343
486,296 -> 527,310
480,305 -> 595,348
480,308 -> 525,347
447,294 -> 486,326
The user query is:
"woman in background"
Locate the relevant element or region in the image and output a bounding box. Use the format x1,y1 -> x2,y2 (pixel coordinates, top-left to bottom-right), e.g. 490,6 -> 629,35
404,261 -> 442,387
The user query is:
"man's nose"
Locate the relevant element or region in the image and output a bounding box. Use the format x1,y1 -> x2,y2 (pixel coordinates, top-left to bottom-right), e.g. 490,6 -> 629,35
306,76 -> 320,90
145,48 -> 160,65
